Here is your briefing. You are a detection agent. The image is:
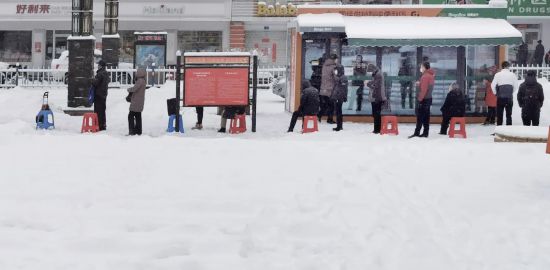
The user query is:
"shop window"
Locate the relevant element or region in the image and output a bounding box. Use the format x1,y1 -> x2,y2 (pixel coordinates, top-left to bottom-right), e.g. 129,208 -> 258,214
423,47 -> 457,116
466,46 -> 497,115
177,31 -> 222,52
341,46 -> 376,115
303,39 -> 328,83
0,31 -> 32,63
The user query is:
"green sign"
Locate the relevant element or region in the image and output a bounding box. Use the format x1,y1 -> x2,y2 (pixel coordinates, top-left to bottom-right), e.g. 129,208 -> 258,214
508,0 -> 550,17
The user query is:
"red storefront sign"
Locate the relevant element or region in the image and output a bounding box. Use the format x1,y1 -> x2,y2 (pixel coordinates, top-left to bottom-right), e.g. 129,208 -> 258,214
184,68 -> 249,106
16,4 -> 50,14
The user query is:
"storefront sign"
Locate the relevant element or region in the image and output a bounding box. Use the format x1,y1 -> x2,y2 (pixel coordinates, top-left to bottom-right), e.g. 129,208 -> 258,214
508,0 -> 550,16
297,6 -> 506,19
143,5 -> 185,16
257,2 -> 297,17
14,3 -> 71,16
185,56 -> 249,65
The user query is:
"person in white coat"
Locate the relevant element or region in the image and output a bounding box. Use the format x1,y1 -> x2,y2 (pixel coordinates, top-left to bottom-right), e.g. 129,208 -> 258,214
491,61 -> 518,126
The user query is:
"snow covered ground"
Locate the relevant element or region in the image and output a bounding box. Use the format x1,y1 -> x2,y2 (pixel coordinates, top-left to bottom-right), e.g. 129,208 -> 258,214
0,80 -> 549,270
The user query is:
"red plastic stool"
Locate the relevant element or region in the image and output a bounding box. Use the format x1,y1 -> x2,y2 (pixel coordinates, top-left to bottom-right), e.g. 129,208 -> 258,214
81,113 -> 99,133
302,115 -> 319,133
449,117 -> 467,138
229,114 -> 247,134
381,116 -> 399,135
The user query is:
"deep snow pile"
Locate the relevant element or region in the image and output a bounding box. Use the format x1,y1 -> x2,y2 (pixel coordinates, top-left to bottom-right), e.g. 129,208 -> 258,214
0,80 -> 549,270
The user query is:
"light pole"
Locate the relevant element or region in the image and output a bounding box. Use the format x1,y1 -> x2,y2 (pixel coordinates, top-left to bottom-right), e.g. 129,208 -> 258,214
102,0 -> 120,68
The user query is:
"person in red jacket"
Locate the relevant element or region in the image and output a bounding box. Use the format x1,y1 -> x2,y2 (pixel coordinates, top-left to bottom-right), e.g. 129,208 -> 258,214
483,72 -> 497,125
409,61 -> 435,138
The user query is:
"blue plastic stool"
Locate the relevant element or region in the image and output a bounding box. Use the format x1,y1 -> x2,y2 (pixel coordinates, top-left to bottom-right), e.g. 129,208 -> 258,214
167,114 -> 184,133
36,110 -> 55,130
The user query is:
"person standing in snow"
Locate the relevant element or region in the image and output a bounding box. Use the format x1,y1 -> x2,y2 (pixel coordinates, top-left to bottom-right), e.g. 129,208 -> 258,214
192,107 -> 204,130
351,55 -> 366,111
331,65 -> 348,132
491,61 -> 517,126
318,54 -> 338,123
287,80 -> 320,132
439,82 -> 465,135
91,60 -> 110,131
545,50 -> 550,66
409,61 -> 435,138
366,64 -> 386,134
533,40 -> 545,67
127,67 -> 146,135
483,71 -> 497,125
517,42 -> 528,66
517,70 -> 544,126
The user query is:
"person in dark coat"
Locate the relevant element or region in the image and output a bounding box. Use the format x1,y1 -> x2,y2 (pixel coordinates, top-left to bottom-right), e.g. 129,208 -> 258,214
318,54 -> 338,123
127,67 -> 146,135
409,61 -> 435,138
398,60 -> 413,109
91,60 -> 110,131
310,57 -> 324,91
366,64 -> 387,134
331,65 -> 348,131
517,70 -> 544,126
218,106 -> 246,133
352,55 -> 366,111
288,80 -> 320,132
533,40 -> 545,66
517,42 -> 528,66
439,82 -> 466,135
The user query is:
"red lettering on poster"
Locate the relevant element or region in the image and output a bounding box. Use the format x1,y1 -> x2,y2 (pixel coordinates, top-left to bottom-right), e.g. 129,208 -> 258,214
184,68 -> 249,106
16,4 -> 51,14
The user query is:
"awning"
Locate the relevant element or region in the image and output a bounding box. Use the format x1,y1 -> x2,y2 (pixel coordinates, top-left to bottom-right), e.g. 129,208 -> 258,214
297,14 -> 523,46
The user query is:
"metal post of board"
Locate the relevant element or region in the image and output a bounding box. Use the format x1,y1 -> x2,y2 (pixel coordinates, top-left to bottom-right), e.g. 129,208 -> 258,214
175,50 -> 182,132
252,55 -> 258,132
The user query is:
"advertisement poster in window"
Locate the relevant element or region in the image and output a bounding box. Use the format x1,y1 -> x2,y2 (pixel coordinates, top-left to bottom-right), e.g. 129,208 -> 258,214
135,45 -> 166,68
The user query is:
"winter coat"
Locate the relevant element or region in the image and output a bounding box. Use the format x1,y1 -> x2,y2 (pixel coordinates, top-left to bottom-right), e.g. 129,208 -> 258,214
491,68 -> 517,99
222,106 -> 246,119
441,87 -> 466,117
352,62 -> 366,87
545,51 -> 550,66
319,58 -> 337,97
533,44 -> 545,65
517,75 -> 544,110
331,65 -> 348,102
418,69 -> 435,101
92,66 -> 110,99
128,68 -> 147,112
517,43 -> 528,66
484,79 -> 497,107
366,69 -> 387,103
299,81 -> 320,116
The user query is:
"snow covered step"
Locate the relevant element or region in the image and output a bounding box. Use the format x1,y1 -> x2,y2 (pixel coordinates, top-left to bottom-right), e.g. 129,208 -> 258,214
494,126 -> 549,143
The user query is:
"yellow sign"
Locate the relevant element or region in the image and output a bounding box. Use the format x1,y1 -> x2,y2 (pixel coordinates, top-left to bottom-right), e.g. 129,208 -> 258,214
257,2 -> 297,17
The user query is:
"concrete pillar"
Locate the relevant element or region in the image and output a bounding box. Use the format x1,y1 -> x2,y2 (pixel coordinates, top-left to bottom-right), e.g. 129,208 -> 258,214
166,30 -> 177,66
32,29 -> 46,68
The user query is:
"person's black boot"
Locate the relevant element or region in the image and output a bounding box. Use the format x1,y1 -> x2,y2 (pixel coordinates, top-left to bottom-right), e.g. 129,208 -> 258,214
408,134 -> 419,139
419,133 -> 429,138
287,128 -> 293,133
333,127 -> 342,131
327,119 -> 335,124
218,128 -> 226,133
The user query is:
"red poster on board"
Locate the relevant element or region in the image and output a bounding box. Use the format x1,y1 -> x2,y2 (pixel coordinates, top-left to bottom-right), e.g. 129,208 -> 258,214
184,68 -> 249,106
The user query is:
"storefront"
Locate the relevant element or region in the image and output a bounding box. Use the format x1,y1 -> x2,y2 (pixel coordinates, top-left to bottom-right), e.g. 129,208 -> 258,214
231,0 -> 300,66
0,0 -> 231,67
287,3 -> 522,122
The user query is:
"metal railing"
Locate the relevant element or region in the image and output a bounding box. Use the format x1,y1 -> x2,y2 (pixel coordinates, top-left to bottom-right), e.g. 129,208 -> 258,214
510,65 -> 550,81
0,65 -> 288,89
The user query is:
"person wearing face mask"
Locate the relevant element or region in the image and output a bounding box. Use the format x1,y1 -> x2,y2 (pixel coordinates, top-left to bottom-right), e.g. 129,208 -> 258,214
439,82 -> 465,135
409,61 -> 435,138
365,64 -> 387,134
319,54 -> 338,123
331,65 -> 348,131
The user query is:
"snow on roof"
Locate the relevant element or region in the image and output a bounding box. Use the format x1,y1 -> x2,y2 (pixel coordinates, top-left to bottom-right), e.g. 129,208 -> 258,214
344,16 -> 522,39
296,14 -> 522,40
184,52 -> 251,57
67,35 -> 96,41
102,34 -> 121,39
